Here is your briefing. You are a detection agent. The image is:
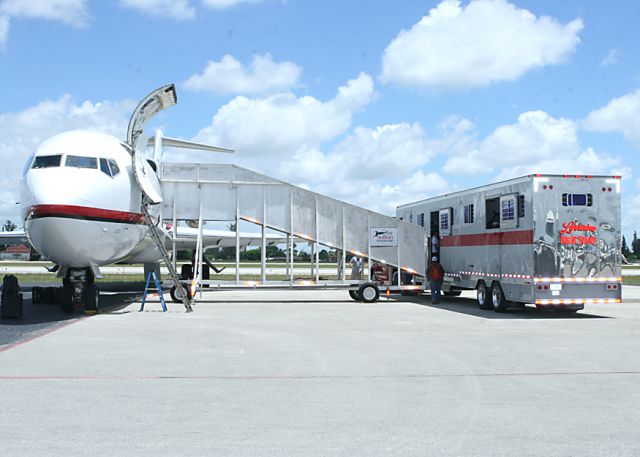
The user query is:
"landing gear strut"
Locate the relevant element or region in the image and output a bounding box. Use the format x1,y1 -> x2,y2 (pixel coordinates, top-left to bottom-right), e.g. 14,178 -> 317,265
60,268 -> 99,313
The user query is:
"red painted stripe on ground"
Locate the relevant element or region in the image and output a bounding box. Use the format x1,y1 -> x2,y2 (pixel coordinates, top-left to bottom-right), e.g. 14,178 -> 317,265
1,370 -> 638,381
440,229 -> 534,247
0,317 -> 87,354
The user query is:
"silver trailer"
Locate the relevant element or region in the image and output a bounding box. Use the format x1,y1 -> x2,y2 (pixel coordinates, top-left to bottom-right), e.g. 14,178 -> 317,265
397,174 -> 622,312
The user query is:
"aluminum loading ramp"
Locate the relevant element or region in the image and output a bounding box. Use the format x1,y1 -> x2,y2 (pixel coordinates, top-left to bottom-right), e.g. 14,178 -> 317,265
159,163 -> 426,290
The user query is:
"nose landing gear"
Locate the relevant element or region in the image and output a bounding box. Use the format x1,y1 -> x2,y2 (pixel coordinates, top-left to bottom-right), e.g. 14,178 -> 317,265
60,268 -> 99,314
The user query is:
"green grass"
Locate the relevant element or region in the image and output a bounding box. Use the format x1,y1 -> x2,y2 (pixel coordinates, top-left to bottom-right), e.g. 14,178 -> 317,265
8,273 -> 341,284
623,276 -> 640,285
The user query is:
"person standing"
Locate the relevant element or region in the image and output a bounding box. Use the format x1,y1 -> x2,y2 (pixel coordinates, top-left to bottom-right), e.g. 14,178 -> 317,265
426,256 -> 444,304
350,255 -> 363,280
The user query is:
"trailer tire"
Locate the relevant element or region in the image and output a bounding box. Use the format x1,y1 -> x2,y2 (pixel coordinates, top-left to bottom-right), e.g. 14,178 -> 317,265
477,281 -> 491,310
348,290 -> 361,301
358,283 -> 380,303
491,282 -> 508,313
170,284 -> 192,303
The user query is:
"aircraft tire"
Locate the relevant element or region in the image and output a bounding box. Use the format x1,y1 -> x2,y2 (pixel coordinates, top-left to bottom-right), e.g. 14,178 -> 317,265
60,285 -> 74,314
85,284 -> 99,311
32,286 -> 42,304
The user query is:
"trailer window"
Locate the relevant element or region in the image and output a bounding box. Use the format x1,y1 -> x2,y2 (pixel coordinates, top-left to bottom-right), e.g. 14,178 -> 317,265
562,193 -> 592,206
518,195 -> 525,218
485,197 -> 500,229
440,211 -> 449,232
464,204 -> 474,224
417,213 -> 424,227
501,199 -> 515,221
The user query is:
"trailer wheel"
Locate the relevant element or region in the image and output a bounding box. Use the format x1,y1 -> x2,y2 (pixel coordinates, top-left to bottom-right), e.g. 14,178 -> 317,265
170,284 -> 192,303
476,281 -> 491,310
491,282 -> 508,313
358,283 -> 380,303
348,290 -> 361,301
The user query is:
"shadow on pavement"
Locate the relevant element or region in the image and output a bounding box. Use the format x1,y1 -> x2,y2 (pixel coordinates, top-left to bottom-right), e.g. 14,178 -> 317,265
393,293 -> 610,320
0,282 -> 147,348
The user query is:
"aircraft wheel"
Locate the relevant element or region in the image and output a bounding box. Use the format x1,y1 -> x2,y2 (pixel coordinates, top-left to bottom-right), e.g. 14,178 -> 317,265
491,282 -> 508,313
32,286 -> 42,304
348,290 -> 361,301
85,284 -> 99,311
477,281 -> 491,310
60,284 -> 74,314
358,283 -> 380,303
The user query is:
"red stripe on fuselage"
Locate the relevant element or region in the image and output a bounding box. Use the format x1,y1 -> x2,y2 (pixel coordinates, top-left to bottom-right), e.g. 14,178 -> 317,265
440,229 -> 533,247
28,204 -> 146,225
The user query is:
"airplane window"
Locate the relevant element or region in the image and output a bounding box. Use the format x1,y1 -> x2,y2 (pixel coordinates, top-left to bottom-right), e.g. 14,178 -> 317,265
66,155 -> 97,169
108,159 -> 120,177
99,158 -> 112,176
31,155 -> 62,169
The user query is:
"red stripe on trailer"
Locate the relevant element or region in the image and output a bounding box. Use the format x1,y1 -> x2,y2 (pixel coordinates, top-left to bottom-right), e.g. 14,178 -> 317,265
440,229 -> 533,247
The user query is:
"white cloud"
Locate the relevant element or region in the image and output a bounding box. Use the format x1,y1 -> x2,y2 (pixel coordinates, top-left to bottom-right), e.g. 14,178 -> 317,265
600,48 -> 620,66
582,89 -> 640,146
201,0 -> 263,9
193,72 -> 375,159
0,0 -> 90,27
380,0 -> 583,89
0,15 -> 8,48
184,54 -> 301,95
0,95 -> 132,222
443,110 -> 621,179
274,123 -> 446,214
118,0 -> 196,20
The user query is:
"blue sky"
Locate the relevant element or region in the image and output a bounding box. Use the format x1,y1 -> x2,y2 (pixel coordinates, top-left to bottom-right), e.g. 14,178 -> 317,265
1,0 -> 639,239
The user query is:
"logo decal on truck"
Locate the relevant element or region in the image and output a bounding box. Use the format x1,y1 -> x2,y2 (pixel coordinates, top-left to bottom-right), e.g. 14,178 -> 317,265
559,221 -> 597,245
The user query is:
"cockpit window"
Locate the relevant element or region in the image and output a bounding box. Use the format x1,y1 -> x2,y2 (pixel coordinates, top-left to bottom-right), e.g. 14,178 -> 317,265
99,158 -> 111,176
31,155 -> 62,169
66,155 -> 97,169
108,159 -> 120,177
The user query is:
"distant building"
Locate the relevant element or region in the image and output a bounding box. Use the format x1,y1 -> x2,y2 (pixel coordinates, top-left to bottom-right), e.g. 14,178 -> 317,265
0,244 -> 31,261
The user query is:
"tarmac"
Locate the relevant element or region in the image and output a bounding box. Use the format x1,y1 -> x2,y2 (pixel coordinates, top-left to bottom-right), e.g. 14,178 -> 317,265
1,286 -> 640,456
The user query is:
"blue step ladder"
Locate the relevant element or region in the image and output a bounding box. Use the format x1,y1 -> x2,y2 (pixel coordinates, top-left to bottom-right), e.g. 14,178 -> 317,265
139,271 -> 167,312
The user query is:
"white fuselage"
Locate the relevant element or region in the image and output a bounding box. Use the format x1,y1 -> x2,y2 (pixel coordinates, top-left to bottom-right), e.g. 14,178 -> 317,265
20,130 -> 161,268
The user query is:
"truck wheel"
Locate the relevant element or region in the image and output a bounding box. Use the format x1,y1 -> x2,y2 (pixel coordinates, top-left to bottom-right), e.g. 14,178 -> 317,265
348,290 -> 361,301
477,281 -> 491,310
491,282 -> 508,313
358,283 -> 380,303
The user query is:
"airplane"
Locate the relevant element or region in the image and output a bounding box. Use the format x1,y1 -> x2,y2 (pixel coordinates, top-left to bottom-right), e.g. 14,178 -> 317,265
16,84 -> 279,313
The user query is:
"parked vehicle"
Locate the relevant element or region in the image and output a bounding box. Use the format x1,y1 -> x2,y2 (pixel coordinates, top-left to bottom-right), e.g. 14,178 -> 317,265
397,174 -> 622,312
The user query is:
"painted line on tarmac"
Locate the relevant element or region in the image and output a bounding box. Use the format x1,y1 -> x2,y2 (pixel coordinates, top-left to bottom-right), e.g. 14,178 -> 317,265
1,370 -> 639,381
0,317 -> 88,354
